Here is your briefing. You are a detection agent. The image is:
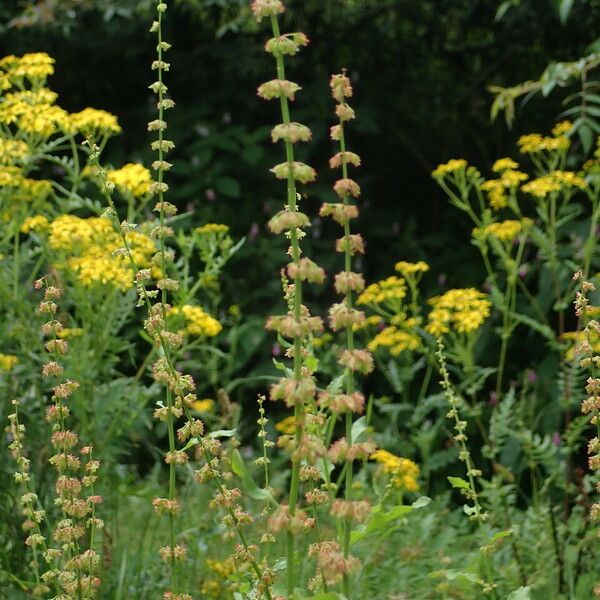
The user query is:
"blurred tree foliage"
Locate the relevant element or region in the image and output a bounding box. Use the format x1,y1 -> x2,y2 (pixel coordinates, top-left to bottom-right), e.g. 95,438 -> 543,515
3,0 -> 600,301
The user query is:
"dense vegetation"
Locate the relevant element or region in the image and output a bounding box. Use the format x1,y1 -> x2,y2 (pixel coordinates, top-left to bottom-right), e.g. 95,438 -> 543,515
2,1 -> 600,598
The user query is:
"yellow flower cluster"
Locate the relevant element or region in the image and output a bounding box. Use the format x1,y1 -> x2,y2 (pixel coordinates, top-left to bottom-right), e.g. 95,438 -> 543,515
0,139 -> 28,165
521,171 -> 586,199
201,558 -> 237,598
0,353 -> 18,372
0,53 -> 55,83
107,163 -> 152,197
353,315 -> 383,331
371,449 -> 420,492
45,215 -> 155,291
492,157 -> 519,172
426,288 -> 491,336
275,415 -> 296,435
431,159 -> 468,178
0,88 -> 69,137
367,325 -> 421,355
562,330 -> 600,361
192,398 -> 214,413
357,276 -> 406,306
0,166 -> 52,203
0,53 -> 120,140
169,305 -> 222,337
479,169 -> 528,210
473,219 -> 532,243
517,132 -> 570,154
394,261 -> 429,277
20,214 -> 49,233
68,108 -> 121,137
195,223 -> 230,235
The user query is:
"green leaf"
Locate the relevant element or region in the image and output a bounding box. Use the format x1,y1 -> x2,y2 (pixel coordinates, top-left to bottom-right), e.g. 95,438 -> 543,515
412,495 -> 432,509
447,476 -> 470,490
230,449 -> 277,506
559,0 -> 574,23
351,416 -> 367,443
181,437 -> 199,452
351,497 -> 430,545
208,428 -> 237,439
507,587 -> 532,600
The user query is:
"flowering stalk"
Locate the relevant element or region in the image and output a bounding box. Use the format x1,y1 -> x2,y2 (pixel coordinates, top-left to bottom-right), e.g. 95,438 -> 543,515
436,339 -> 497,598
252,0 -> 323,594
323,71 -> 372,597
573,272 -> 600,596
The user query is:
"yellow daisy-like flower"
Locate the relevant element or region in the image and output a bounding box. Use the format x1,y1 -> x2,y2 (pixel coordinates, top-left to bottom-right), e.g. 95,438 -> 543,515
0,353 -> 18,371
107,163 -> 152,198
426,288 -> 491,336
371,449 -> 420,492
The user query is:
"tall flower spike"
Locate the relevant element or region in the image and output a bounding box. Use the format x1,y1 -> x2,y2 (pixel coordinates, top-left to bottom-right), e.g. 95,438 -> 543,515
148,3 -> 189,598
324,71 -> 369,598
253,2 -> 323,595
88,3 -> 273,597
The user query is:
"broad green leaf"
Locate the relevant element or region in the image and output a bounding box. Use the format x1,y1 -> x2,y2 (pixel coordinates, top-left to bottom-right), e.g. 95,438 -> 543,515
351,497 -> 430,545
447,476 -> 470,490
230,449 -> 277,506
351,416 -> 367,443
208,428 -> 237,439
507,587 -> 532,600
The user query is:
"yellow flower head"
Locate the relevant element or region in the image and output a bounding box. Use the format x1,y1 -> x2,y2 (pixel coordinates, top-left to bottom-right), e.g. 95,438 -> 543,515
1,53 -> 55,83
68,108 -> 121,137
517,133 -> 570,154
0,353 -> 18,372
20,215 -> 49,234
473,219 -> 532,244
48,215 -> 155,291
426,288 -> 491,336
192,399 -> 214,413
522,171 -> 586,199
357,276 -> 407,306
371,449 -> 420,492
169,304 -> 222,337
394,260 -> 429,277
432,158 -> 468,178
107,163 -> 152,197
367,325 -> 422,355
492,158 -> 519,173
0,139 -> 29,165
195,223 -> 230,235
275,415 -> 296,435
479,179 -> 508,210
552,120 -> 572,137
